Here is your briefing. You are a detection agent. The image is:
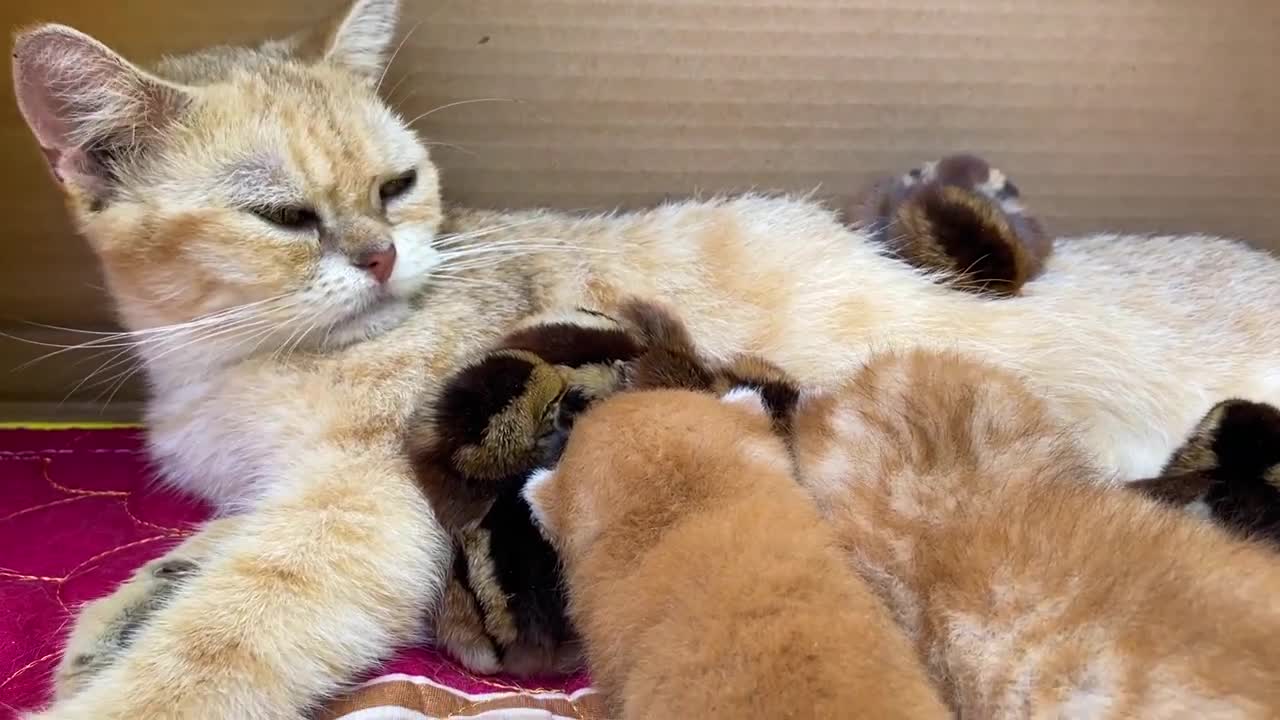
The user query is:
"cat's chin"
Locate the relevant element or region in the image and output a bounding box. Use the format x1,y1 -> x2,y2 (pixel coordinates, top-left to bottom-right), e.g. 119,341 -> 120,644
323,297 -> 414,350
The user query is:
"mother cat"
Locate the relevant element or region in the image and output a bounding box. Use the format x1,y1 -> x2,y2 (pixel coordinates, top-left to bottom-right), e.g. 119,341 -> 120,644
11,0 -> 1280,717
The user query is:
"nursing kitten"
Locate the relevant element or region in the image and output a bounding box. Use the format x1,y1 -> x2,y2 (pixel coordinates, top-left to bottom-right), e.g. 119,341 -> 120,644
522,389 -> 949,720
12,0 -> 1280,716
772,350 -> 1280,717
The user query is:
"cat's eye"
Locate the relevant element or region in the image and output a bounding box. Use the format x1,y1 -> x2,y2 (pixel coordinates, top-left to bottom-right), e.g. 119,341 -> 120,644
250,205 -> 319,231
379,170 -> 417,204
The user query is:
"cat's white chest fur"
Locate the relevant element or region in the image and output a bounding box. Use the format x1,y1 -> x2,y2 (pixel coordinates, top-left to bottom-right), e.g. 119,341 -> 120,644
146,377 -> 279,508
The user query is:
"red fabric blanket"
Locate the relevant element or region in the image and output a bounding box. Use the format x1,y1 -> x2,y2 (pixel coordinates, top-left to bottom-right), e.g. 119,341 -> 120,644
0,429 -> 594,720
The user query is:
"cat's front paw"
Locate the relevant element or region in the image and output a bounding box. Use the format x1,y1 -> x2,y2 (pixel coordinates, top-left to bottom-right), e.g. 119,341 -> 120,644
54,554 -> 201,700
51,518 -> 237,705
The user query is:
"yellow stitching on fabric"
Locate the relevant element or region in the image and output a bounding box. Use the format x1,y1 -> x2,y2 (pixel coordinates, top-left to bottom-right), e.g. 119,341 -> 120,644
40,457 -> 129,498
122,502 -> 193,537
0,423 -> 142,430
0,496 -> 92,524
0,651 -> 61,691
63,536 -> 174,581
0,568 -> 64,582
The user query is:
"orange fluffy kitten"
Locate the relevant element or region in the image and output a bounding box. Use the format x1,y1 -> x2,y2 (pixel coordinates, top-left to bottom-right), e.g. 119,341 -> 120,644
772,350 -> 1280,718
522,389 -> 949,720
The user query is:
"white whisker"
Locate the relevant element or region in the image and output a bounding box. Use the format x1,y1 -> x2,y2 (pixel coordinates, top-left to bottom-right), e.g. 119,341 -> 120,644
88,316 -> 277,388
422,140 -> 477,158
270,307 -> 329,365
7,294 -> 298,369
405,97 -> 521,127
437,241 -> 619,261
281,311 -> 326,365
62,344 -> 145,404
90,316 -> 281,404
428,273 -> 507,288
376,21 -> 423,95
431,219 -> 545,247
386,80 -> 415,109
242,323 -> 291,361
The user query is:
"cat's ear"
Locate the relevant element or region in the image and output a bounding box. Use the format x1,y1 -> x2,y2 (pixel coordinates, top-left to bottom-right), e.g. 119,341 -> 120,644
11,24 -> 192,195
319,0 -> 401,81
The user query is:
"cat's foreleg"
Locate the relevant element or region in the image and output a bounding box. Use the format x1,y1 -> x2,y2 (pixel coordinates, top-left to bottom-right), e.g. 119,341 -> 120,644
27,445 -> 449,720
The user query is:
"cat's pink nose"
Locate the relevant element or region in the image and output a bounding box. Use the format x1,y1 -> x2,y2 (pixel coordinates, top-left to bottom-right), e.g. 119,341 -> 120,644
354,244 -> 397,284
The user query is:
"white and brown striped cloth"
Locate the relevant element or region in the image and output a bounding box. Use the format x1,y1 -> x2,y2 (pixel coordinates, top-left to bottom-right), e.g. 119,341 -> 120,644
321,674 -> 607,719
316,647 -> 606,720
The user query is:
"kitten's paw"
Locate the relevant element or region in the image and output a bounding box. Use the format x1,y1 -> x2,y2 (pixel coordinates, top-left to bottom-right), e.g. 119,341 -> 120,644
848,153 -> 1051,296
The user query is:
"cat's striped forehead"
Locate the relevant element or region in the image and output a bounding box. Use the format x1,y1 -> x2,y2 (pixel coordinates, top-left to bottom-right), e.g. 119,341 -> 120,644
155,65 -> 425,212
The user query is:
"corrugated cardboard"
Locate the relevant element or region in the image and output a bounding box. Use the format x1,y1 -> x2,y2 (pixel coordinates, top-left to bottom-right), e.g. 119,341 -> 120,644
2,0 -> 1278,416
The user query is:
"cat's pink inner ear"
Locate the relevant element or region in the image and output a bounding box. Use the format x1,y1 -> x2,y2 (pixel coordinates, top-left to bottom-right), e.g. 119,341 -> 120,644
11,26 -> 99,177
322,0 -> 401,81
11,24 -> 190,189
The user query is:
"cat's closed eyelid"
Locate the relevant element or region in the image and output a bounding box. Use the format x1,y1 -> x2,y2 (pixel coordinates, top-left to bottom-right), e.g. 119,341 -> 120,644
246,203 -> 320,232
378,169 -> 417,206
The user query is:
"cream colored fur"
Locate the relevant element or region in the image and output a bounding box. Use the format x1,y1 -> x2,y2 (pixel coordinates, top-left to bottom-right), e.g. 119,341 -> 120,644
11,0 -> 1280,717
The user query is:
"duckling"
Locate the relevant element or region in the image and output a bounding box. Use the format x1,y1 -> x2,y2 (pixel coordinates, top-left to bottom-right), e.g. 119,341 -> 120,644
406,308 -> 642,675
407,310 -> 641,530
1130,399 -> 1280,547
848,153 -> 1051,296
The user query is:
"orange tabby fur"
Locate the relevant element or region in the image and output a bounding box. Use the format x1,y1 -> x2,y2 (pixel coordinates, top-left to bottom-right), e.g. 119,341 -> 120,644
788,350 -> 1280,718
523,389 -> 949,720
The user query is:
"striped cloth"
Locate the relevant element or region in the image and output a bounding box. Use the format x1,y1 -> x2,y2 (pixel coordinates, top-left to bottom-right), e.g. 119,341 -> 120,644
323,674 -> 607,719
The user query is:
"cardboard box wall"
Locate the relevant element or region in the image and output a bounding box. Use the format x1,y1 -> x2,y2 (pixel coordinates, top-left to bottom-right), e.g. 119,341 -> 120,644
2,0 -> 1277,418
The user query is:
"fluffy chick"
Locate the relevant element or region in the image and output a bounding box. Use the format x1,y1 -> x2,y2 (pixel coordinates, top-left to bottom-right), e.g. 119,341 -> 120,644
1131,399 -> 1280,547
849,153 -> 1051,296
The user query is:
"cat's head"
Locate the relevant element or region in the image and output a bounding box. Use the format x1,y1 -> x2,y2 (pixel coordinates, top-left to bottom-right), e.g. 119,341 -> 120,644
11,0 -> 441,364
